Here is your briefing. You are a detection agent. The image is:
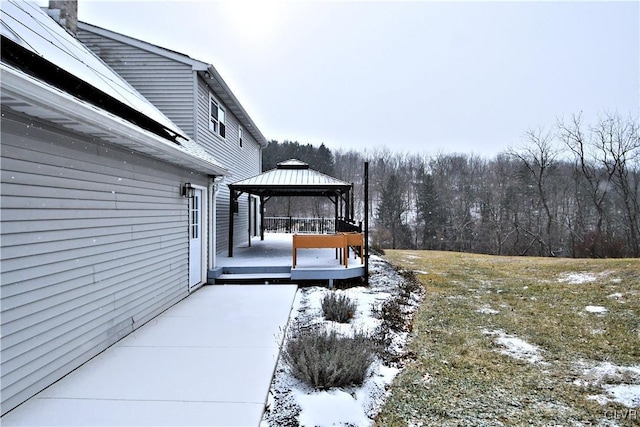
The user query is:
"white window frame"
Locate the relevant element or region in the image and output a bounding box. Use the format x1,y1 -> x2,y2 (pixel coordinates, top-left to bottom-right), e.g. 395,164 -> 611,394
239,125 -> 243,147
208,93 -> 226,138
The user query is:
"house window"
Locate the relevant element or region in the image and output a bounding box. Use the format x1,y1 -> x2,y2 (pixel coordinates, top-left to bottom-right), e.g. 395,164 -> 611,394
209,94 -> 226,138
239,125 -> 243,147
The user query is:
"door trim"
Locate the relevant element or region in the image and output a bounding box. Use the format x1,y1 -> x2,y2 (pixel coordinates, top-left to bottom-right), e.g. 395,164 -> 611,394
188,185 -> 208,290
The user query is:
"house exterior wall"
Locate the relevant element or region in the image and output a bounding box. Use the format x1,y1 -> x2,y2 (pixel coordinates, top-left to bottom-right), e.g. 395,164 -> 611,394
77,28 -> 264,257
77,29 -> 195,138
195,79 -> 262,253
0,112 -> 207,415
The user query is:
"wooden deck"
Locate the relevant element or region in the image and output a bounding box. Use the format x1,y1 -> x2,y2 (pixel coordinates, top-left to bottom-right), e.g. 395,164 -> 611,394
210,233 -> 365,286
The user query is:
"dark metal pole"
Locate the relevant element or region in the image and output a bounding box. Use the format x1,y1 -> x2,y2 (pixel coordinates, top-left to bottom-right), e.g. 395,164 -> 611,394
364,161 -> 369,285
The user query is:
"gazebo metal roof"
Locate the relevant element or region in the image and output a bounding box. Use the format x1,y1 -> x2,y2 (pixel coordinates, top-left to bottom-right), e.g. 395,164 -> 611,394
229,159 -> 351,197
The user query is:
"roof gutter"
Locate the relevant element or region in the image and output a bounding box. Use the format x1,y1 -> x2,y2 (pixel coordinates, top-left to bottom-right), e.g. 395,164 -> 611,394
1,63 -> 229,176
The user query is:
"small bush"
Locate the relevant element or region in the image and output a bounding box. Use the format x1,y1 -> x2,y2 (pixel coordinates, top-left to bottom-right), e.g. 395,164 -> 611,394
321,292 -> 357,323
282,326 -> 375,390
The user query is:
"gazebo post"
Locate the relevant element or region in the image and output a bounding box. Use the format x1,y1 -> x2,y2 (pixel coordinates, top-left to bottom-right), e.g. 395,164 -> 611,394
228,188 -> 236,257
247,196 -> 251,247
260,195 -> 265,240
350,184 -> 355,222
334,195 -> 339,232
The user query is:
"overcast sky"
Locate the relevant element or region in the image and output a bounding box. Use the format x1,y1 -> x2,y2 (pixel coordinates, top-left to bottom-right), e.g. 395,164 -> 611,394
66,1 -> 639,158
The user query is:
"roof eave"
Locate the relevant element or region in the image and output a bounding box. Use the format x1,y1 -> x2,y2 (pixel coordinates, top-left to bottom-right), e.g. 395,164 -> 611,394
1,63 -> 229,176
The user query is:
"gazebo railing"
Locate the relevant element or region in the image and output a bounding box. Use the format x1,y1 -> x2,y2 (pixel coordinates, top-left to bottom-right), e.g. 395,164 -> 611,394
264,217 -> 336,234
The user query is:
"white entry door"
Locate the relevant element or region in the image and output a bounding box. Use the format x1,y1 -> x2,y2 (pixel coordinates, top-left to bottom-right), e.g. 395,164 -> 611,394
189,188 -> 203,289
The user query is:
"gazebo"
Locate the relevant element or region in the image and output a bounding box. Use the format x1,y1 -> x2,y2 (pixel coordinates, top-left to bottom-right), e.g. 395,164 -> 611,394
227,159 -> 356,257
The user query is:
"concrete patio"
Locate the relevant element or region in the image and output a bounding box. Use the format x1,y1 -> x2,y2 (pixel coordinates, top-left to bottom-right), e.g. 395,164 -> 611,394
1,284 -> 298,426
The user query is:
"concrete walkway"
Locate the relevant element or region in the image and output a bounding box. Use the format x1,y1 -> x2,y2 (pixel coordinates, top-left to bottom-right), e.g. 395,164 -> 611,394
2,284 -> 298,427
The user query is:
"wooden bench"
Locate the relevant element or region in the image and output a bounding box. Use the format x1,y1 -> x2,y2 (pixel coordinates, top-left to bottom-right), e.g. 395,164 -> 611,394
292,234 -> 348,268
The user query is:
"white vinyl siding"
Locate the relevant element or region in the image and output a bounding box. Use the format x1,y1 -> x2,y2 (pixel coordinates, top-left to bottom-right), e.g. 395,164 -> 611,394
77,29 -> 195,138
0,113 -> 208,415
195,80 -> 262,253
77,26 -> 264,258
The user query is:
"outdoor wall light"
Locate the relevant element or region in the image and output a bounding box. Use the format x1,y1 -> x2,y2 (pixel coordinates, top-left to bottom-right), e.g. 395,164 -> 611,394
182,183 -> 195,198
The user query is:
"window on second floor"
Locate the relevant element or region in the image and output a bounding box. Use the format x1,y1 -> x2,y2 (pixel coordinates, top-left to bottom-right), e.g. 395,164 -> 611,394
209,94 -> 226,138
239,125 -> 243,147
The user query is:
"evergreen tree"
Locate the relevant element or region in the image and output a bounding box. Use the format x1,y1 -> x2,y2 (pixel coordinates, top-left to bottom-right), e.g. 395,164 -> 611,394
416,168 -> 444,249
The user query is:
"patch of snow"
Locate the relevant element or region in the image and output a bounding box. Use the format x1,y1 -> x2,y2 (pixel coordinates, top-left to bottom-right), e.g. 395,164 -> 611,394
604,384 -> 640,408
413,270 -> 429,275
576,361 -> 640,408
557,271 -> 610,284
585,305 -> 608,314
608,292 -> 628,305
482,329 -> 545,364
580,362 -> 640,381
296,389 -> 371,427
477,307 -> 499,315
586,394 -> 611,406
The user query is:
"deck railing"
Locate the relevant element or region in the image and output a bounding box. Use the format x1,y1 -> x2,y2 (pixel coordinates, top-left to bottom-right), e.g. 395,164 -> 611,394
264,217 -> 336,234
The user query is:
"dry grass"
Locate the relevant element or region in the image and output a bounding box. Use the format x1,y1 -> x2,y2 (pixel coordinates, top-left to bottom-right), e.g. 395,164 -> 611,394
376,251 -> 640,426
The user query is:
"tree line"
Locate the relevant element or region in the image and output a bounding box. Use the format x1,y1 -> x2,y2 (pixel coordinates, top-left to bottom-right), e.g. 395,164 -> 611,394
262,112 -> 639,258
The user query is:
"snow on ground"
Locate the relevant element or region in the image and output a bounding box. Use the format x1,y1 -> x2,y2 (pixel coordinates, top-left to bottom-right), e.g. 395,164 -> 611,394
482,329 -> 545,364
557,271 -> 612,284
477,306 -> 500,315
261,254 -> 423,426
585,305 -> 608,314
296,389 -> 370,426
575,361 -> 640,408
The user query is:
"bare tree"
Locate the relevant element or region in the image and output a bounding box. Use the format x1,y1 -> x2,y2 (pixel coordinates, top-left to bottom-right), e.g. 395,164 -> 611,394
559,114 -> 616,256
593,113 -> 640,256
510,128 -> 560,256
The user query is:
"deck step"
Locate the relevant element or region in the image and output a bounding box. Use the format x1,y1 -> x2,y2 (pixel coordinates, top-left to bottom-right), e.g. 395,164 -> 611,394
216,273 -> 292,280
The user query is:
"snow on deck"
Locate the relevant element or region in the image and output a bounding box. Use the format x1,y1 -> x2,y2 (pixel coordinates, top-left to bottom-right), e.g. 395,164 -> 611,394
219,233 -> 364,270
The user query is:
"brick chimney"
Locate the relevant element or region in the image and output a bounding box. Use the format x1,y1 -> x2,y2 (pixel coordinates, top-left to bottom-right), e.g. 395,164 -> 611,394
47,0 -> 78,36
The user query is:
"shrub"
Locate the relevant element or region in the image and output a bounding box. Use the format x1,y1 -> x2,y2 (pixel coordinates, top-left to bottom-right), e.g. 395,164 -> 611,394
282,326 -> 375,390
321,292 -> 357,323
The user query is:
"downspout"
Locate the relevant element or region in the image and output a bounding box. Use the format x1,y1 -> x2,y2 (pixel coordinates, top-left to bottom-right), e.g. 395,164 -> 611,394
208,177 -> 215,271
210,175 -> 224,269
